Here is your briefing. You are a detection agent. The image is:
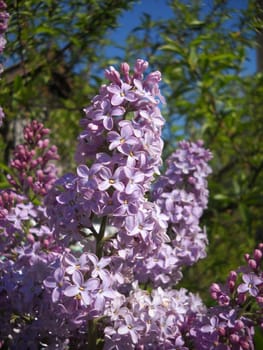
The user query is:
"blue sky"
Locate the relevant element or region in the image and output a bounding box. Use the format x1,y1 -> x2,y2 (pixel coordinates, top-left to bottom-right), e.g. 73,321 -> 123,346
107,0 -> 256,74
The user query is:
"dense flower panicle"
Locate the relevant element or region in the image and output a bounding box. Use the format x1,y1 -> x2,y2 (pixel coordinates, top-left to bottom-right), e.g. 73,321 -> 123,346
152,140 -> 213,269
76,59 -> 165,175
190,244 -> 263,349
7,120 -> 59,196
103,282 -> 206,349
41,60 -> 214,349
48,60 -> 166,247
0,60 -> 213,349
0,189 -> 23,218
1,59 -> 262,350
0,118 -> 64,347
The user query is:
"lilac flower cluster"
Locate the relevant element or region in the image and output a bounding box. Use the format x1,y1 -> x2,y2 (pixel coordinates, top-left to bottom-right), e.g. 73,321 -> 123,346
0,1 -> 8,54
45,60 -> 170,282
0,59 -> 262,349
7,120 -> 59,196
103,282 -> 206,349
0,121 -> 59,257
41,60 -> 213,348
190,244 -> 263,350
0,0 -> 9,126
0,124 -> 65,348
152,140 -> 213,269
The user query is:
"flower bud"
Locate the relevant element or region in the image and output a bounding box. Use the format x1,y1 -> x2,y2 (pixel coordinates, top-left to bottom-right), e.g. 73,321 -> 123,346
248,258 -> 257,270
134,59 -> 148,76
229,333 -> 239,343
218,327 -> 226,336
239,340 -> 250,349
254,249 -> 262,261
104,66 -> 121,84
27,233 -> 35,243
121,62 -> 131,84
235,319 -> 244,331
244,253 -> 250,262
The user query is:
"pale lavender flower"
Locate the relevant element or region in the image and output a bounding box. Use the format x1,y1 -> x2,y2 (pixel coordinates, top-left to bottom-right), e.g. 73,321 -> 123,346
88,253 -> 111,280
123,167 -> 144,195
133,78 -> 157,104
113,190 -> 141,216
63,270 -> 100,306
97,166 -> 125,192
107,82 -> 137,106
44,267 -> 68,303
201,315 -> 223,333
64,253 -> 90,277
117,313 -> 145,344
107,122 -> 137,153
125,210 -> 154,238
92,99 -> 125,130
94,279 -> 119,312
237,273 -> 263,297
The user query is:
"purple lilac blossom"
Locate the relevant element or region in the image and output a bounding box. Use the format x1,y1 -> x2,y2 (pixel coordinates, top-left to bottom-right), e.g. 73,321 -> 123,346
190,244 -> 263,350
2,59 -> 262,350
7,120 -> 59,196
237,273 -> 263,297
152,140 -> 213,271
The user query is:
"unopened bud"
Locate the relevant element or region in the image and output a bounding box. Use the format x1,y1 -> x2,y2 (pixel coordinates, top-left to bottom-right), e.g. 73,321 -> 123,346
27,233 -> 35,243
104,66 -> 121,84
244,253 -> 250,262
229,334 -> 239,343
254,249 -> 262,261
239,340 -> 250,349
121,62 -> 131,83
235,319 -> 244,331
248,259 -> 257,270
218,327 -> 226,336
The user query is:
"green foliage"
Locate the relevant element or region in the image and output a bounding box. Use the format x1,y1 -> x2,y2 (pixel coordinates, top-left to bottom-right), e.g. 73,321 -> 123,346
0,0 -> 138,171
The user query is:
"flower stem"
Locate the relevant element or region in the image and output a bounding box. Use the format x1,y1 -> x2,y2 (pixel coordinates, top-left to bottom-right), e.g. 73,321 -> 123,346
96,216 -> 107,258
87,319 -> 97,350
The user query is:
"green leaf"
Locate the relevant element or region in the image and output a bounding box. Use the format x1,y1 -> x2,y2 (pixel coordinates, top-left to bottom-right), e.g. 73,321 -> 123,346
188,46 -> 198,70
189,20 -> 205,28
213,194 -> 229,201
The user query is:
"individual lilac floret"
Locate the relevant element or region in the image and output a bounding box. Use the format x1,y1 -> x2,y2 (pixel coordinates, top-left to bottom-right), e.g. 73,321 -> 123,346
44,267 -> 69,303
107,82 -> 137,106
64,252 -> 90,277
237,273 -> 263,297
63,270 -> 100,306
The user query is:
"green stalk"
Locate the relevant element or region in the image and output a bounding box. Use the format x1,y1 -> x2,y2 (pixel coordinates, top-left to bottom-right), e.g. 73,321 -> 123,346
96,216 -> 107,259
87,319 -> 97,350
